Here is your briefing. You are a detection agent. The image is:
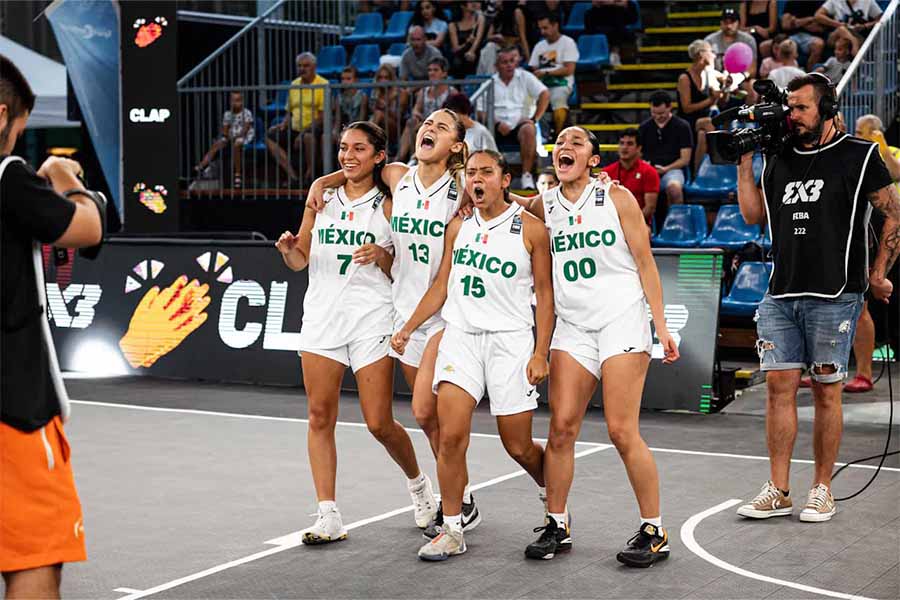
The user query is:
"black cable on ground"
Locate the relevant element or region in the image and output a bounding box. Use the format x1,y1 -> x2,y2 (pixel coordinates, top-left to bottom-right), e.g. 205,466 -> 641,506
833,299 -> 896,502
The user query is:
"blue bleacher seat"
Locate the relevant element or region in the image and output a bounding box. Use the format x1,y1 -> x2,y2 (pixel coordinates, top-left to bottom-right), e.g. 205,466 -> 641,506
262,80 -> 290,118
317,45 -> 347,79
379,11 -> 413,46
387,42 -> 406,57
700,204 -> 763,250
562,2 -> 590,37
341,13 -> 383,48
752,152 -> 763,183
625,0 -> 642,32
685,155 -> 738,199
350,44 -> 382,77
244,117 -> 268,153
576,34 -> 610,72
652,205 -> 707,247
721,261 -> 772,317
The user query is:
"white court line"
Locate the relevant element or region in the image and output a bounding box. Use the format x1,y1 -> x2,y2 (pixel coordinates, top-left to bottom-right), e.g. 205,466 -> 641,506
116,445 -> 611,599
70,399 -> 900,472
680,499 -> 876,600
113,589 -> 142,594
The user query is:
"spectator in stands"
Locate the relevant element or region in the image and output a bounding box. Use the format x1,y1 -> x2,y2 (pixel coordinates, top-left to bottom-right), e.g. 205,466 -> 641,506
815,0 -> 882,56
529,14 -> 579,135
767,39 -> 806,88
536,168 -> 559,194
740,0 -> 777,52
396,57 -> 457,162
266,52 -> 328,182
638,91 -> 692,205
362,0 -> 403,23
532,0 -> 569,25
705,8 -> 758,78
196,91 -> 255,188
443,92 -> 499,153
842,114 -> 900,393
410,0 -> 448,48
448,1 -> 487,78
400,26 -> 444,81
759,33 -> 791,78
678,40 -> 725,173
369,64 -> 406,144
333,66 -> 368,142
584,0 -> 639,66
773,1 -> 826,71
817,36 -> 853,83
475,46 -> 549,189
602,128 -> 660,227
487,1 -> 530,62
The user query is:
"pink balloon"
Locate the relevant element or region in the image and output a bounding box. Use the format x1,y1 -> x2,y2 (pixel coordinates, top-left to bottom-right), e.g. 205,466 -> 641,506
723,42 -> 753,73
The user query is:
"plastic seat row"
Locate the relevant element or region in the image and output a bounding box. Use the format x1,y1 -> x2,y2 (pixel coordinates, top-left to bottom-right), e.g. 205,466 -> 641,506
684,154 -> 763,199
342,12 -> 413,48
562,1 -> 642,37
651,204 -> 769,250
720,261 -> 772,317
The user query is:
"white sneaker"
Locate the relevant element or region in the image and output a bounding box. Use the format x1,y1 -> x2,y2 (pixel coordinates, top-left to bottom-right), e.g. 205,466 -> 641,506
301,507 -> 348,545
418,528 -> 466,561
520,172 -> 536,189
799,483 -> 836,522
409,474 -> 438,528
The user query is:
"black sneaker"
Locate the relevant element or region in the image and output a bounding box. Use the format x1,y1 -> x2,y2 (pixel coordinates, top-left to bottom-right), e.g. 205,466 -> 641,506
616,523 -> 670,568
524,517 -> 572,560
423,495 -> 482,539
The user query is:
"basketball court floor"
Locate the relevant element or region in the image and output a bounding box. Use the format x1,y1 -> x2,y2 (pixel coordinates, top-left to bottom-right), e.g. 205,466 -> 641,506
55,375 -> 898,600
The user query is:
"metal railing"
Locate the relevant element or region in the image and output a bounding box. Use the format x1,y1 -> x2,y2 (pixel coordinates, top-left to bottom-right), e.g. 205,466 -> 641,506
177,0 -> 355,91
835,0 -> 898,130
179,78 -> 495,197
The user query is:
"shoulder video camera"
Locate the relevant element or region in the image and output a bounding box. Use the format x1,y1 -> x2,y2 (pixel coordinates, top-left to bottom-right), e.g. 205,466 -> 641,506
706,80 -> 794,164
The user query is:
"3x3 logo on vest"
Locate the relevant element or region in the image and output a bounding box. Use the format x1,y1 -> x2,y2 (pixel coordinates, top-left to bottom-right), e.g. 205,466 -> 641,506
781,179 -> 825,205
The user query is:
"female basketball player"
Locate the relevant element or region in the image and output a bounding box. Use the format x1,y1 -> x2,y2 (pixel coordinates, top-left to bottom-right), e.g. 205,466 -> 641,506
307,109 -> 480,535
521,126 -> 680,566
392,150 -> 554,561
275,122 -> 432,544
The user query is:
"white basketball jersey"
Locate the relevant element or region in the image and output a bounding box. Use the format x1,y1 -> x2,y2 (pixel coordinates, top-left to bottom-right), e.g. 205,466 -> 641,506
390,166 -> 461,331
442,203 -> 534,332
299,186 -> 394,348
543,180 -> 644,329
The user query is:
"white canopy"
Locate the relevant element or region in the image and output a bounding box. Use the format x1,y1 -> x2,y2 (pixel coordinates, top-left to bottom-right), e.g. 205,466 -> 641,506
0,35 -> 80,128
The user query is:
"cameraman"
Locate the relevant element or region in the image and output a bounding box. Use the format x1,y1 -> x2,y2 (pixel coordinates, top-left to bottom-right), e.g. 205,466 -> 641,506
734,73 -> 899,523
1,56 -> 104,596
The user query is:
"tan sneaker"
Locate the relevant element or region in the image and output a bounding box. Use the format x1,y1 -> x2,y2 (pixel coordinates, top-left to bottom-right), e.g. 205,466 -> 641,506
799,483 -> 836,522
418,528 -> 466,561
737,480 -> 793,519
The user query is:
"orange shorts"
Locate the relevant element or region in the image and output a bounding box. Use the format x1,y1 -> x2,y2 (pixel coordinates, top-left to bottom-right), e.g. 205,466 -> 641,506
0,416 -> 86,572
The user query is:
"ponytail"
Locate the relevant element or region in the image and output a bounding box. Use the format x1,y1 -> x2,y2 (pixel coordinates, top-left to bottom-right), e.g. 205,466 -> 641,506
439,108 -> 469,188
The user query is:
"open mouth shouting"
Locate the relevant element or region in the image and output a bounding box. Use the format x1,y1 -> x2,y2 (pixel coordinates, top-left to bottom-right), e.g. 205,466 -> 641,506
556,151 -> 576,174
472,184 -> 486,201
420,132 -> 436,150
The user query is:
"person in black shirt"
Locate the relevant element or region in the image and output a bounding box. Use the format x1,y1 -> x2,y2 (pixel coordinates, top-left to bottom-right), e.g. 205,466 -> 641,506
771,0 -> 827,71
0,55 -> 104,597
637,91 -> 693,205
734,73 -> 899,523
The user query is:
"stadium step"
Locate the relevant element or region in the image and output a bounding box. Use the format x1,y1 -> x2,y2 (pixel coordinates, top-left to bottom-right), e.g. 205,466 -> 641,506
639,44 -> 690,61
668,10 -> 722,20
614,63 -> 692,71
611,62 -> 690,83
580,102 -> 678,110
607,81 -> 677,91
644,26 -> 719,34
578,123 -> 640,132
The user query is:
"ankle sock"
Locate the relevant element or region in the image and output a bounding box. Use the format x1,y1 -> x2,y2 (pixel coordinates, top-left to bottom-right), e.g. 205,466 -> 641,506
443,513 -> 462,532
407,473 -> 426,489
549,512 -> 567,529
318,500 -> 337,514
642,516 -> 662,529
463,485 -> 472,504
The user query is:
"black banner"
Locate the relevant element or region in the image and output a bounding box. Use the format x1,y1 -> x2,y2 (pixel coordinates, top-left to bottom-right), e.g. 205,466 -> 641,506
120,2 -> 178,232
48,242 -> 722,412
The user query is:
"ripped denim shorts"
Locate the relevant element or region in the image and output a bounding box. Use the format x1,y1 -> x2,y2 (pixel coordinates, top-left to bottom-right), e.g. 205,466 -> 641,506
755,292 -> 864,384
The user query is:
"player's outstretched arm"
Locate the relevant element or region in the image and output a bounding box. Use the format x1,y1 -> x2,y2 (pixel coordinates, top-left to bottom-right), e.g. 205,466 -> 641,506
391,217 -> 462,355
611,185 -> 679,364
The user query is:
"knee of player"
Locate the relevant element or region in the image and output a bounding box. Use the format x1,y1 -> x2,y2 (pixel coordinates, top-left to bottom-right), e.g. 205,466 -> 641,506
412,402 -> 437,428
548,419 -> 580,449
365,419 -> 395,442
606,423 -> 639,450
502,439 -> 534,462
438,430 -> 469,456
307,406 -> 338,431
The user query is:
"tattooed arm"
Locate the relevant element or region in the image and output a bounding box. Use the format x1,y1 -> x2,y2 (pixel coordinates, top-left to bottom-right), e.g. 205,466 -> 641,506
868,183 -> 900,302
